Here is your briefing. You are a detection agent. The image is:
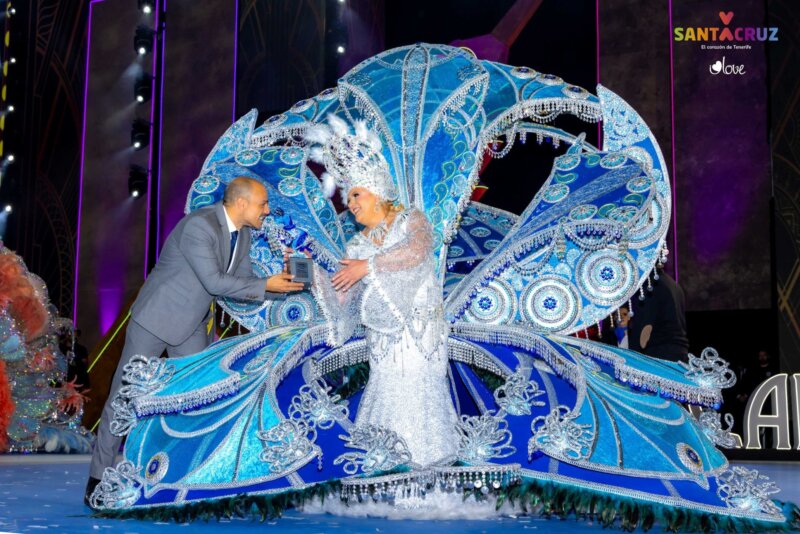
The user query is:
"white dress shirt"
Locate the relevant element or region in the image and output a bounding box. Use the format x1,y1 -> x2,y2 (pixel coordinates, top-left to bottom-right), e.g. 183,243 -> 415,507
222,206 -> 239,273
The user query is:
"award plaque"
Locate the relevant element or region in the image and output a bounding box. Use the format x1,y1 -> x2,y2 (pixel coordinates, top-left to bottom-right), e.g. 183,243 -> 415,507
288,256 -> 313,289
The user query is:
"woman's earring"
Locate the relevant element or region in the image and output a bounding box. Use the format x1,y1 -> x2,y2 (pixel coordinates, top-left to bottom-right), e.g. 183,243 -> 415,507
373,204 -> 381,213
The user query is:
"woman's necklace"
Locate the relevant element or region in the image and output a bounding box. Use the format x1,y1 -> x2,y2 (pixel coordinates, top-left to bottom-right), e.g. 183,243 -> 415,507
365,212 -> 396,246
366,220 -> 388,246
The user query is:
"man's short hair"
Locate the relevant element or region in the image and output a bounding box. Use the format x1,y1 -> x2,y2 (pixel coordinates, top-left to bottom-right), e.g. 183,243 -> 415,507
223,177 -> 258,205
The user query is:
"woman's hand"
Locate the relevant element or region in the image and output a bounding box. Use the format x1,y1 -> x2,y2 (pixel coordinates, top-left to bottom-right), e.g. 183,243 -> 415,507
331,259 -> 368,292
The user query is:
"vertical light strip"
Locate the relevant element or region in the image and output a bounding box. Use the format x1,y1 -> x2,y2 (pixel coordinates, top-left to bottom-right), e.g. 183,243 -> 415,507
143,0 -> 161,278
154,0 -> 167,256
595,0 -> 602,147
232,0 -> 239,124
74,0 -> 106,324
1,1 -> 10,159
667,0 -> 679,281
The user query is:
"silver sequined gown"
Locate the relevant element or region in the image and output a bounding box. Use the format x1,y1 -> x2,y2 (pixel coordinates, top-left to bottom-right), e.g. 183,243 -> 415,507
314,208 -> 458,466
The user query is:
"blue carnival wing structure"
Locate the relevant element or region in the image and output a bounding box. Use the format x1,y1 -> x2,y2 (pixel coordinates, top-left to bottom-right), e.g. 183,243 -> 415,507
95,44 -> 793,526
185,111 -> 345,331
105,324 -> 779,524
189,45 -> 670,337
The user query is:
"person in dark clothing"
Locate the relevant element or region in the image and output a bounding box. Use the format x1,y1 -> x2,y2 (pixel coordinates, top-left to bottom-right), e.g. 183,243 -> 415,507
734,350 -> 776,408
730,349 -> 777,446
68,329 -> 90,391
628,268 -> 689,362
61,329 -> 90,392
600,305 -> 631,349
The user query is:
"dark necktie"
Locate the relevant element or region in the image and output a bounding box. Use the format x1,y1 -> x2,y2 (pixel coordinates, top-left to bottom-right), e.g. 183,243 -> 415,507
228,230 -> 239,270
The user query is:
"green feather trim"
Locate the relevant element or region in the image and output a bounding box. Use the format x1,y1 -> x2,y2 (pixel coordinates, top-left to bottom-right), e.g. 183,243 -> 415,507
325,362 -> 370,399
93,474 -> 800,530
467,364 -> 505,392
503,477 -> 800,532
92,479 -> 342,522
323,361 -> 503,400
93,360 -> 800,531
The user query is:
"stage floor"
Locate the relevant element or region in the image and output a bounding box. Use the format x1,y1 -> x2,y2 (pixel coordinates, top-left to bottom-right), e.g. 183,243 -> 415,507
0,455 -> 798,534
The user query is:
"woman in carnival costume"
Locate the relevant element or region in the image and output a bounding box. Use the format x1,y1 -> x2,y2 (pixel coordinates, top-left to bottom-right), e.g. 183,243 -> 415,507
305,115 -> 460,468
91,44 -> 798,530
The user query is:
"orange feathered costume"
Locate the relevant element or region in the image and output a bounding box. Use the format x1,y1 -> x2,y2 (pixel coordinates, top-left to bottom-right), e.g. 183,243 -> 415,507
0,248 -> 53,451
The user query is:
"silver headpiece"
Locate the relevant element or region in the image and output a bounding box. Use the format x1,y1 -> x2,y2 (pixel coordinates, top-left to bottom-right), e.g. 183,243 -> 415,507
306,114 -> 397,202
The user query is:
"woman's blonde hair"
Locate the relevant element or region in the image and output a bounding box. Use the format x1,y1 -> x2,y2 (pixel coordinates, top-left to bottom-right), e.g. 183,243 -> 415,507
382,200 -> 404,213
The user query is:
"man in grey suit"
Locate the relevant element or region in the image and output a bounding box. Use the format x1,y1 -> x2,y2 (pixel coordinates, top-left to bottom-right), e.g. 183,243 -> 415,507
85,177 -> 303,506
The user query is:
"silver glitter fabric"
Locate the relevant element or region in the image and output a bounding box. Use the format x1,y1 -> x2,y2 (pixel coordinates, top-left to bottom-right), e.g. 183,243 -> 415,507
315,209 -> 458,466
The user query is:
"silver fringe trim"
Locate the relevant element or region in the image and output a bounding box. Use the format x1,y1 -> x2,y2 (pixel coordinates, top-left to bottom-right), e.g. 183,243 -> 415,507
340,464 -> 522,503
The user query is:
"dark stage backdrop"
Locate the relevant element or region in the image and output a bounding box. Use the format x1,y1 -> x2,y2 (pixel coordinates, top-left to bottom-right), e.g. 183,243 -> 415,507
235,0 -> 386,125
77,0 -> 149,349
0,1 -> 88,319
769,0 -> 800,374
73,0 -> 238,350
671,2 -> 772,313
236,0 -> 327,119
157,1 -> 237,257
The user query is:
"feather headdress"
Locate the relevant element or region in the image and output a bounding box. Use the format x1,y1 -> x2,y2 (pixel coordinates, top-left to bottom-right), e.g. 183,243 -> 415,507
306,114 -> 397,202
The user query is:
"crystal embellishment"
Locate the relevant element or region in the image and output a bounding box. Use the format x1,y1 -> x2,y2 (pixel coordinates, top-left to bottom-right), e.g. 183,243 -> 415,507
144,452 -> 169,483
682,348 -> 737,389
334,425 -> 412,475
456,412 -> 516,463
696,410 -> 739,449
89,461 -> 142,510
716,466 -> 782,517
494,370 -> 546,416
257,419 -> 320,474
288,380 -> 349,430
110,355 -> 175,436
529,406 -> 594,461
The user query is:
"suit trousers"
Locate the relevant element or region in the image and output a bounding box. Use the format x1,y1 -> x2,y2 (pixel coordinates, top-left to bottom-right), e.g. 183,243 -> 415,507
88,317 -> 211,480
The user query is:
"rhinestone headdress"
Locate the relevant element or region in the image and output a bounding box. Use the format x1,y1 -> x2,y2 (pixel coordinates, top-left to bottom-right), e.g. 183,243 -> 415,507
306,114 -> 397,202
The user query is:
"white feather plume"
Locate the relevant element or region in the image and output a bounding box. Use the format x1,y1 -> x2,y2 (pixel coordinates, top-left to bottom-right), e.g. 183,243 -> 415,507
354,120 -> 383,153
309,146 -> 324,163
354,120 -> 369,141
327,113 -> 350,137
304,124 -> 331,146
320,172 -> 336,198
366,131 -> 383,153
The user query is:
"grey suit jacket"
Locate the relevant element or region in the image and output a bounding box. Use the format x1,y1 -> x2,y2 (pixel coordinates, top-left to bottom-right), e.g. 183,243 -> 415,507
131,202 -> 270,346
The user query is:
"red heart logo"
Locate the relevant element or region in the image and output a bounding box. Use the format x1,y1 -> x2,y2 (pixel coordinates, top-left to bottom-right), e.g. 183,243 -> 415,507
719,11 -> 734,25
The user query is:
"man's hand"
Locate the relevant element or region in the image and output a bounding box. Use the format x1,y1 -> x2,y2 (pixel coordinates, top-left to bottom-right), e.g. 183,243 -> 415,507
266,273 -> 305,293
331,259 -> 368,292
639,324 -> 652,349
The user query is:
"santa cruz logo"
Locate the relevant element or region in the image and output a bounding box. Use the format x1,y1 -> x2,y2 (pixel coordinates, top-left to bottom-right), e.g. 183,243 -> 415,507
674,11 -> 778,42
